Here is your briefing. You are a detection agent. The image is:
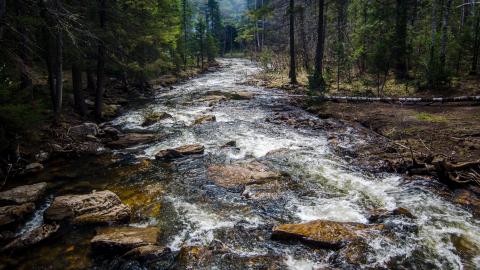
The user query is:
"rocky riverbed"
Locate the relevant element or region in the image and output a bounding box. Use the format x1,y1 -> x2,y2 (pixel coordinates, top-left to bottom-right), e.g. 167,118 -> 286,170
0,59 -> 479,269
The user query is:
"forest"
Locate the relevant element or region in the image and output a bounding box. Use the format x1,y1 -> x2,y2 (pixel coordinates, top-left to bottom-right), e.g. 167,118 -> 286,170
0,0 -> 479,269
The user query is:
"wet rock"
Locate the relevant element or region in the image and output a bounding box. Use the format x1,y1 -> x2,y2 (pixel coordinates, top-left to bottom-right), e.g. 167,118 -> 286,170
193,115 -> 216,125
123,245 -> 171,261
2,224 -> 59,252
337,240 -> 371,266
103,104 -> 121,118
230,91 -> 254,100
453,189 -> 480,216
0,182 -> 48,205
221,141 -> 237,148
102,126 -> 122,140
242,180 -> 286,200
271,220 -> 384,249
76,142 -> 107,155
68,123 -> 99,140
141,112 -> 172,127
155,144 -> 205,160
207,162 -> 284,189
195,95 -> 227,106
91,227 -> 160,253
368,207 -> 416,223
45,190 -> 131,225
0,203 -> 35,228
23,163 -> 44,174
107,133 -> 159,149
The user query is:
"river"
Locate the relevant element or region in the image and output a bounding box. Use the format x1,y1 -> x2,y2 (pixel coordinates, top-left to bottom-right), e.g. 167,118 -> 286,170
6,58 -> 480,269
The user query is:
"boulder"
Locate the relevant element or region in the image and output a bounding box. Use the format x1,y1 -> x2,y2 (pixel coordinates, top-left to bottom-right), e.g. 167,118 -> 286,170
2,224 -> 59,252
23,163 -> 44,174
230,91 -> 254,100
103,104 -> 121,118
0,203 -> 35,228
0,182 -> 48,205
271,220 -> 384,249
142,112 -> 172,127
68,123 -> 99,140
123,245 -> 171,261
102,126 -> 122,140
107,133 -> 158,149
207,162 -> 283,189
155,144 -> 205,160
91,227 -> 160,253
44,190 -> 131,225
193,115 -> 216,125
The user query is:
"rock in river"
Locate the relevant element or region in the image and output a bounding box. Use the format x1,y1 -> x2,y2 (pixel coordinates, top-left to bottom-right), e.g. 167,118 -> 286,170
2,224 -> 59,252
45,190 -> 131,225
193,115 -> 216,125
68,122 -> 99,140
142,112 -> 173,127
207,162 -> 284,189
107,133 -> 159,149
0,203 -> 35,228
123,245 -> 172,262
91,226 -> 160,253
272,220 -> 384,249
0,182 -> 48,205
155,144 -> 205,160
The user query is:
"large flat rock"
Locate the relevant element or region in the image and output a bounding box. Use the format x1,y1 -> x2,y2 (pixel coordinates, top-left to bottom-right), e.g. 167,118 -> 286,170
91,226 -> 160,253
155,144 -> 205,160
44,190 -> 131,225
207,162 -> 283,189
2,224 -> 59,252
0,182 -> 47,205
272,220 -> 384,249
107,133 -> 159,149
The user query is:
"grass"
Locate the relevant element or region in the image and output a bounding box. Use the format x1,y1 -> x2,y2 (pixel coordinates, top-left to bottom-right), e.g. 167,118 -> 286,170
414,112 -> 448,123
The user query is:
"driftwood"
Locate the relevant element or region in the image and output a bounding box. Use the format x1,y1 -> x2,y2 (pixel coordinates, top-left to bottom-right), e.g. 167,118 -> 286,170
408,158 -> 480,186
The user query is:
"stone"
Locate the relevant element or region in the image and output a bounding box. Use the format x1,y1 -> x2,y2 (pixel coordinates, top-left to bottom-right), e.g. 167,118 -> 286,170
44,190 -> 131,225
221,141 -> 237,148
107,133 -> 158,149
207,162 -> 283,189
2,224 -> 60,252
91,227 -> 160,253
230,91 -> 254,100
23,163 -> 44,174
338,241 -> 371,265
0,203 -> 35,228
271,220 -> 384,249
193,115 -> 216,125
102,126 -> 122,139
103,104 -> 121,118
142,112 -> 172,127
155,144 -> 205,160
123,245 -> 171,261
68,123 -> 99,140
0,182 -> 48,205
368,207 -> 416,223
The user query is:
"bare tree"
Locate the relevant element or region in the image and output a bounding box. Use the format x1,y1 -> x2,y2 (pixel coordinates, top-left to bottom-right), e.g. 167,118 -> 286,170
289,0 -> 297,84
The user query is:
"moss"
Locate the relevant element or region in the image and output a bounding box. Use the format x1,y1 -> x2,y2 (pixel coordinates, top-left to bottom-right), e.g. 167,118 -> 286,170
414,112 -> 448,123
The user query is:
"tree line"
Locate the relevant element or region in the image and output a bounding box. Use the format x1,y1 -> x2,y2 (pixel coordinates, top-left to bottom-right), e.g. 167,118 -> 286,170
238,0 -> 480,93
0,0 -> 228,154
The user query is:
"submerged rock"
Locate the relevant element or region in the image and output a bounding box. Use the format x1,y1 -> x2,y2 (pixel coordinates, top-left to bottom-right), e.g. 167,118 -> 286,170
142,112 -> 173,127
0,203 -> 35,228
155,144 -> 205,160
107,133 -> 159,149
123,245 -> 171,262
2,224 -> 59,252
23,163 -> 44,175
272,220 -> 384,249
368,207 -> 416,223
0,182 -> 48,205
193,115 -> 216,125
45,190 -> 131,225
207,162 -> 284,189
91,226 -> 160,253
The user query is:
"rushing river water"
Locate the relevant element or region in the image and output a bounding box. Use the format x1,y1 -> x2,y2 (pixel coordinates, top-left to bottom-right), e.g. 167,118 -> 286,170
6,59 -> 480,269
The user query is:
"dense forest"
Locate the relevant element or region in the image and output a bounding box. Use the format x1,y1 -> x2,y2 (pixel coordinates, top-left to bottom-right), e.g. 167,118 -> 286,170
0,1 -> 479,269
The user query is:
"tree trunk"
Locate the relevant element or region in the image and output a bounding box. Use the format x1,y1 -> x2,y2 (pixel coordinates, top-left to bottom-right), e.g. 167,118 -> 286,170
289,0 -> 297,84
15,2 -> 32,89
53,28 -> 63,119
428,0 -> 438,85
95,0 -> 107,120
311,0 -> 325,90
182,0 -> 188,69
299,4 -> 310,72
471,7 -> 480,74
87,68 -> 96,93
72,63 -> 86,116
0,0 -> 5,41
394,0 -> 408,79
439,0 -> 453,73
